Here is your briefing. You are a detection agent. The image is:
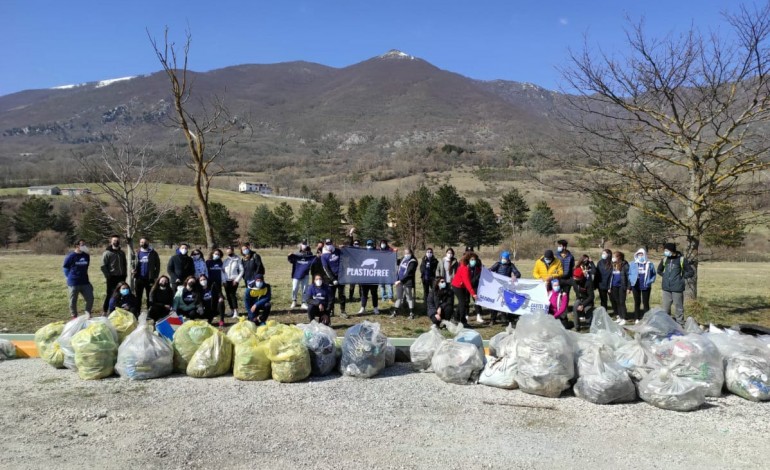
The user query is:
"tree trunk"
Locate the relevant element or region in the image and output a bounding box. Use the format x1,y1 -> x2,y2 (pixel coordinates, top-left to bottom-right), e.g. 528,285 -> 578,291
194,173 -> 215,249
126,238 -> 136,291
685,235 -> 699,301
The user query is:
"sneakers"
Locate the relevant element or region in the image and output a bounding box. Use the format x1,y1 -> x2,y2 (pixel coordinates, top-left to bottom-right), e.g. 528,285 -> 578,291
373,308 -> 380,315
635,319 -> 640,325
409,313 -> 414,320
617,319 -> 627,326
290,301 -> 297,309
357,307 -> 365,314
390,311 -> 397,318
340,312 -> 349,319
476,314 -> 484,324
84,311 -> 91,317
301,303 -> 309,309
614,317 -> 622,323
231,309 -> 239,318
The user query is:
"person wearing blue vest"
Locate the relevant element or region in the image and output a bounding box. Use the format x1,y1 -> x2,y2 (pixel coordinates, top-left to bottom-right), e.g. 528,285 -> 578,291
288,240 -> 315,309
628,248 -> 657,323
321,239 -> 346,318
488,250 -> 521,324
63,239 -> 94,318
244,273 -> 271,325
556,239 -> 575,303
133,237 -> 160,311
657,242 -> 695,326
304,274 -> 333,326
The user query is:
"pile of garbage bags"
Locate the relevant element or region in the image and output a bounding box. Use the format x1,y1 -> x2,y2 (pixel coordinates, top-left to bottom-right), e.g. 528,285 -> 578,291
115,313 -> 173,380
514,313 -> 575,397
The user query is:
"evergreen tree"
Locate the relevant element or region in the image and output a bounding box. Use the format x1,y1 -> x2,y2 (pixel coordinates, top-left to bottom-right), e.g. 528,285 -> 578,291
208,202 -> 239,247
704,201 -> 747,249
528,201 -> 559,236
272,202 -> 296,248
296,200 -> 319,243
248,205 -> 281,248
179,205 -> 205,245
460,204 -> 483,250
473,199 -> 502,248
52,206 -> 77,244
13,196 -> 53,242
316,192 -> 344,241
580,192 -> 628,248
625,204 -> 671,252
499,188 -> 530,237
429,184 -> 467,247
152,209 -> 185,248
355,195 -> 376,228
347,198 -> 359,228
0,202 -> 13,247
359,198 -> 389,242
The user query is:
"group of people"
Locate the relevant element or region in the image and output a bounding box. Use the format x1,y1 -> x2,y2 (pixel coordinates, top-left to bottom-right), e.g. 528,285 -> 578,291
63,234 -> 694,330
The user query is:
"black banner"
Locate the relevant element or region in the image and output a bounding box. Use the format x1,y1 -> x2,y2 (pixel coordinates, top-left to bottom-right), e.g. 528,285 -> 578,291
339,246 -> 397,285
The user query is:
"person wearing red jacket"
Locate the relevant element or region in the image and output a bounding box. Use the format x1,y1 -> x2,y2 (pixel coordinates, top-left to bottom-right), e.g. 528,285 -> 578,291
451,252 -> 479,327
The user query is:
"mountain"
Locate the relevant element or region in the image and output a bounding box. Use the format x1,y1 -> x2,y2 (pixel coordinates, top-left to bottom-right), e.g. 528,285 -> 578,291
0,50 -> 569,183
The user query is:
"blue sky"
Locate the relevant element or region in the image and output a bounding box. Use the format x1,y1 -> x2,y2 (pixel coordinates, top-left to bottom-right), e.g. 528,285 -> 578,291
0,0 -> 737,96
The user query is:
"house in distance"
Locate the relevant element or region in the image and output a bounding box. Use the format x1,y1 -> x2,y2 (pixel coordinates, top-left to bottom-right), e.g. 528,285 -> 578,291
238,181 -> 272,195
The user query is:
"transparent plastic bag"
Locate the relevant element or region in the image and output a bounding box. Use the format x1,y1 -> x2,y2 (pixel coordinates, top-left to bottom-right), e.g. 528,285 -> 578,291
725,354 -> 770,402
0,339 -> 16,360
385,339 -> 396,367
108,307 -> 137,343
590,307 -> 630,350
71,321 -> 118,380
513,313 -> 575,398
173,320 -> 217,372
298,320 -> 338,376
478,355 -> 518,389
445,320 -> 484,359
628,308 -> 683,344
35,321 -> 65,367
233,336 -> 271,381
684,317 -> 702,334
57,314 -> 91,370
226,317 -> 258,345
115,313 -> 173,380
340,321 -> 389,378
410,325 -> 445,371
489,324 -> 515,358
574,343 -> 636,404
268,331 -> 311,383
431,340 -> 484,385
615,336 -> 661,382
638,365 -> 706,411
651,334 -> 724,397
187,331 -> 234,378
496,334 -> 518,359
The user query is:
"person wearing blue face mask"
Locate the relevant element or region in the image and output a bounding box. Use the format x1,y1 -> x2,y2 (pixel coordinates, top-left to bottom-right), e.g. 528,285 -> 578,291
244,273 -> 271,325
108,282 -> 139,316
489,251 -> 522,325
656,242 -> 695,326
628,248 -> 657,323
241,242 -> 265,287
393,248 -> 418,319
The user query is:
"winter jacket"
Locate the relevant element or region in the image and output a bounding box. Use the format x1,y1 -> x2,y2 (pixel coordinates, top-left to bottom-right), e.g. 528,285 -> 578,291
419,256 -> 439,282
573,278 -> 595,314
310,255 -> 325,280
532,256 -> 563,281
469,262 -> 482,290
610,261 -> 630,290
288,251 -> 316,280
205,259 -> 226,285
656,253 -> 695,293
242,253 -> 265,283
63,251 -> 90,286
628,260 -> 656,291
427,285 -> 454,317
134,248 -> 160,281
149,285 -> 174,309
595,259 -> 613,291
108,293 -> 138,315
201,286 -> 220,314
548,290 -> 568,319
167,252 -> 195,286
173,286 -> 202,314
192,257 -> 208,279
436,257 -> 459,282
101,246 -> 127,278
451,263 -> 477,297
304,283 -> 333,309
245,280 -> 272,309
222,255 -> 244,283
321,248 -> 342,281
558,249 -> 575,280
396,256 -> 418,287
489,261 -> 521,279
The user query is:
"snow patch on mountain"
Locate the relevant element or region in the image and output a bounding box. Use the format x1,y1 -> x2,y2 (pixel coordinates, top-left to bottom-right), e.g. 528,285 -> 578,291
379,49 -> 415,60
95,76 -> 137,88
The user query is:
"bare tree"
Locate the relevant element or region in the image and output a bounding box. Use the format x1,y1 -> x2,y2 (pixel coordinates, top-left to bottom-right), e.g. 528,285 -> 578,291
558,3 -> 770,299
76,136 -> 172,288
148,27 -> 243,248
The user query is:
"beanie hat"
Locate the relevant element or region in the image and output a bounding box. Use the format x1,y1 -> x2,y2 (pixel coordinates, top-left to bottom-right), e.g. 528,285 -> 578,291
663,243 -> 676,252
501,251 -> 510,259
544,249 -> 554,259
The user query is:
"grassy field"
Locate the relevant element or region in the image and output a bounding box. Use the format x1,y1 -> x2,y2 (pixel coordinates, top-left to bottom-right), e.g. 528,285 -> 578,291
1,248 -> 768,336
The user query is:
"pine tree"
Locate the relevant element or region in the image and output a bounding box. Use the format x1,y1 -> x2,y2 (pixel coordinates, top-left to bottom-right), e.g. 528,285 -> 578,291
528,201 -> 559,236
152,209 -> 185,248
460,205 -> 483,250
355,195 -> 376,228
13,196 -> 53,242
580,192 -> 628,247
347,198 -> 359,229
248,205 -> 281,248
272,202 -> 296,248
625,205 -> 671,252
208,202 -> 239,247
499,188 -> 530,238
704,201 -> 746,248
391,187 -> 432,249
429,184 -> 467,248
0,202 -> 13,247
52,206 -> 76,244
316,193 -> 344,241
296,200 -> 319,243
473,199 -> 502,249
359,198 -> 389,242
179,205 -> 205,246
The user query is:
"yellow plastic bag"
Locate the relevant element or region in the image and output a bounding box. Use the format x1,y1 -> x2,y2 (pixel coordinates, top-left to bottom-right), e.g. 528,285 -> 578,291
108,307 -> 137,343
186,331 -> 233,378
226,317 -> 258,345
71,322 -> 118,380
267,332 -> 311,383
255,320 -> 283,342
173,320 -> 217,372
233,336 -> 271,381
35,321 -> 65,368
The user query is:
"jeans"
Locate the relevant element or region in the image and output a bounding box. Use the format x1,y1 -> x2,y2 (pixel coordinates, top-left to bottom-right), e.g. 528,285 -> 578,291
245,299 -> 271,324
134,277 -> 154,310
661,290 -> 685,325
610,286 -> 628,320
68,283 -> 94,316
631,286 -> 651,321
291,277 -> 308,302
379,284 -> 394,301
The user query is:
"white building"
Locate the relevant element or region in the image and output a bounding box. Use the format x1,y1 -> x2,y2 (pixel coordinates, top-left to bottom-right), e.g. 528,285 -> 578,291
238,181 -> 272,195
27,186 -> 60,196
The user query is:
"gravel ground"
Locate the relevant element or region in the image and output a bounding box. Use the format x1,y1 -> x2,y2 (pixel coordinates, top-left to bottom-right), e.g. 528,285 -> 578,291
1,359 -> 769,470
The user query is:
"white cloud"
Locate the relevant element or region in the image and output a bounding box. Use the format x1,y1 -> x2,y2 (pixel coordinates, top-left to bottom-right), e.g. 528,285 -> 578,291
559,17 -> 569,26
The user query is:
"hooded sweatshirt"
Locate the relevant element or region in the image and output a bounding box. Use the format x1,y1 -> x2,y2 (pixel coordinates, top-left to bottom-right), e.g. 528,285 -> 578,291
628,248 -> 657,290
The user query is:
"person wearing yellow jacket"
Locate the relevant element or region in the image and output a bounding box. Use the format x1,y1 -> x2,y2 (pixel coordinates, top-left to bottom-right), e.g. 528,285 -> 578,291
532,249 -> 563,281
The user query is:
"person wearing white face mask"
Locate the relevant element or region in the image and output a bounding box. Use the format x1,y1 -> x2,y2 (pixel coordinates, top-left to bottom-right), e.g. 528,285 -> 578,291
419,248 -> 439,301
198,274 -> 225,327
190,249 -> 208,279
133,237 -> 160,312
595,248 -> 614,312
436,248 -> 458,283
222,246 -> 244,318
167,243 -> 195,288
101,234 -> 127,314
427,278 -> 454,326
392,248 -> 418,319
305,274 -> 333,325
609,251 -> 630,325
628,248 -> 657,323
148,275 -> 174,321
244,273 -> 271,325
489,251 -> 522,325
656,242 -> 695,326
63,239 -> 94,319
378,239 -> 395,302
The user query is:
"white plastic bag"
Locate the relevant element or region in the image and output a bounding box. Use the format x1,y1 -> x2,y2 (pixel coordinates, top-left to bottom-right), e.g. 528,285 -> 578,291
513,313 -> 575,398
725,354 -> 770,402
115,313 -> 174,380
431,340 -> 484,385
684,317 -> 702,334
574,342 -> 636,404
340,321 -> 389,378
0,339 -> 16,360
615,336 -> 661,382
478,355 -> 518,389
489,325 -> 514,358
410,325 -> 445,371
590,307 -> 629,349
298,320 -> 337,376
650,334 -> 724,397
638,365 -> 706,412
628,308 -> 683,344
